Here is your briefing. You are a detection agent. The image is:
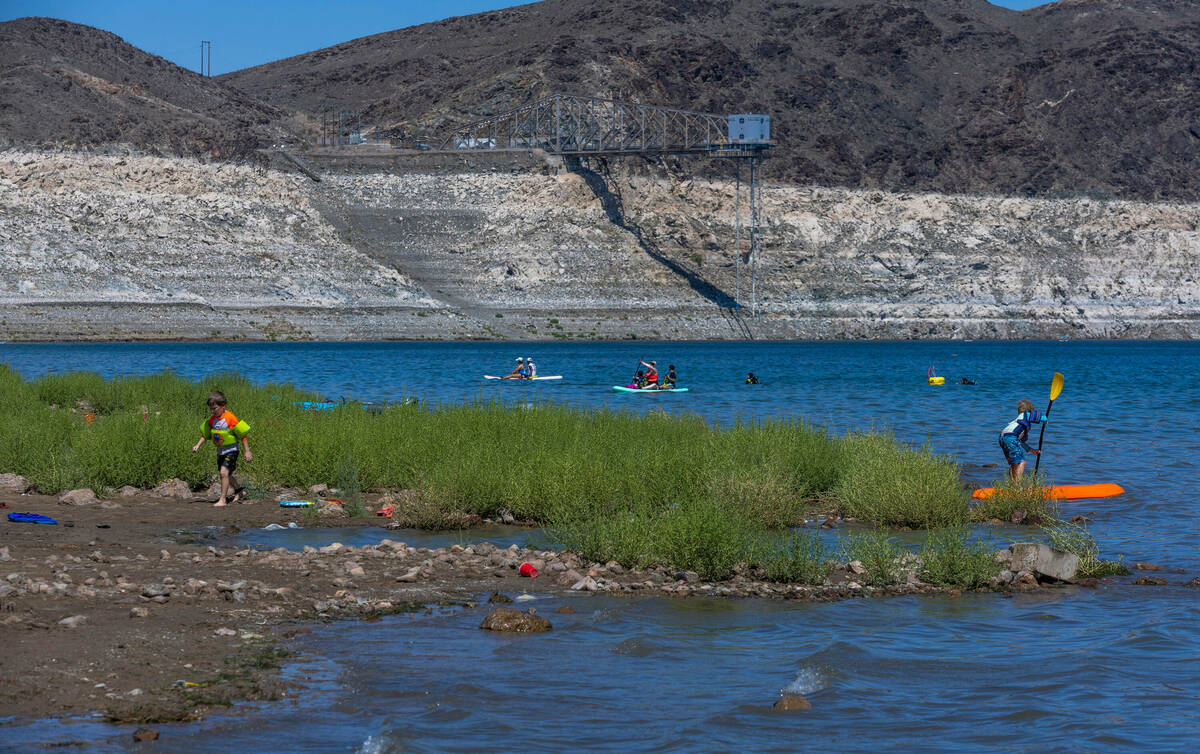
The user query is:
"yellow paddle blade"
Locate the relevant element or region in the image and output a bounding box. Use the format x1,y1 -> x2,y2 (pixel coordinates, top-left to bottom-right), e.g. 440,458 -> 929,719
1050,372 -> 1064,401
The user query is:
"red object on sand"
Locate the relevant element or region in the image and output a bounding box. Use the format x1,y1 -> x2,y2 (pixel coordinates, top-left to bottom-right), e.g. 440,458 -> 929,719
519,562 -> 538,578
376,505 -> 396,517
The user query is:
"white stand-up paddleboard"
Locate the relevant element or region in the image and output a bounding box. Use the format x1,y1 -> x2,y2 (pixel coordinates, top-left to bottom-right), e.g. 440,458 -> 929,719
484,375 -> 563,381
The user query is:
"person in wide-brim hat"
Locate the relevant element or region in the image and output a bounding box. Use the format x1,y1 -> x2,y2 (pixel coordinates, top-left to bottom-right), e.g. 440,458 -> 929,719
502,357 -> 525,380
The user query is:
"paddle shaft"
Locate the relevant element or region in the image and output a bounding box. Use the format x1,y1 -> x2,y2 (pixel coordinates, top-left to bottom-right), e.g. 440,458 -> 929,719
1033,397 -> 1055,472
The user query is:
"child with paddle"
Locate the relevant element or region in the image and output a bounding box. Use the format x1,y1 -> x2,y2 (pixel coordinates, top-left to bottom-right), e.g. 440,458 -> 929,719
191,391 -> 252,506
998,399 -> 1047,480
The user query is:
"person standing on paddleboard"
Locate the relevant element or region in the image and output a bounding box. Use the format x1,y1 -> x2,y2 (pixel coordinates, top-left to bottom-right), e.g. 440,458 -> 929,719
999,399 -> 1047,480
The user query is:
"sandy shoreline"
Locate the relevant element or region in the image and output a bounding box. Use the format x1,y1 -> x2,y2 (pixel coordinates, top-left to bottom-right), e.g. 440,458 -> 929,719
0,482 -> 1153,728
0,487 -> 550,725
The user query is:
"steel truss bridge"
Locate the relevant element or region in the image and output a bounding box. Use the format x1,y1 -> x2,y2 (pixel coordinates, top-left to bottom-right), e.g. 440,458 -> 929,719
441,93 -> 755,156
443,94 -> 771,319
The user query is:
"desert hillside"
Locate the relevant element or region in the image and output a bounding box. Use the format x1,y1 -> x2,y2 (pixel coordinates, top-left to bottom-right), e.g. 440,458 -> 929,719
221,0 -> 1200,201
0,17 -> 301,160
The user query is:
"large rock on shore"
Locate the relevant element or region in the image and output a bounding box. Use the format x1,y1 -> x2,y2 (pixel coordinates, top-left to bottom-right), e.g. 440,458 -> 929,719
479,608 -> 552,633
151,479 -> 192,499
1010,543 -> 1080,582
0,474 -> 30,493
58,488 -> 97,505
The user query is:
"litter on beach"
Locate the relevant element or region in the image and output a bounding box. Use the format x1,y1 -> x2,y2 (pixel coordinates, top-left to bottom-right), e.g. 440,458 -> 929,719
279,500 -> 315,507
263,522 -> 302,530
7,512 -> 57,524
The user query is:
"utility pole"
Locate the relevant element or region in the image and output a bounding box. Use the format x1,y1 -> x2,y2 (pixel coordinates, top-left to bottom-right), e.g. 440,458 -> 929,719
200,41 -> 211,76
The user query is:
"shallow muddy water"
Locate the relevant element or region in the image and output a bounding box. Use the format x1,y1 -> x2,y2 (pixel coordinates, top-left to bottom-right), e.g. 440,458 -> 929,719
2,340 -> 1198,750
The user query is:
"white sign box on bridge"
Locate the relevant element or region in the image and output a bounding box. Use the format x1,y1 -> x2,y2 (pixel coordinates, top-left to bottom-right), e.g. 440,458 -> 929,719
728,114 -> 770,144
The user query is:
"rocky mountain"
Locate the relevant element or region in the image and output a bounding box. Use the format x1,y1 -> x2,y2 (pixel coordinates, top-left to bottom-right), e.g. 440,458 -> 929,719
0,17 -> 301,160
219,0 -> 1200,201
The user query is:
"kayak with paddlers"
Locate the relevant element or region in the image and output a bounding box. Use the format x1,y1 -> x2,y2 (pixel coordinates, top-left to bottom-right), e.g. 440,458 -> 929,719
485,357 -> 561,381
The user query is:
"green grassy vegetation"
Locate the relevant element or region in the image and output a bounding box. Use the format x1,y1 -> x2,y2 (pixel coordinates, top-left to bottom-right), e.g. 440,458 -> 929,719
754,529 -> 833,585
839,529 -> 906,586
969,473 -> 1053,523
1040,519 -> 1129,578
919,526 -> 1003,588
0,367 -> 1022,583
834,433 -> 967,528
334,454 -> 367,517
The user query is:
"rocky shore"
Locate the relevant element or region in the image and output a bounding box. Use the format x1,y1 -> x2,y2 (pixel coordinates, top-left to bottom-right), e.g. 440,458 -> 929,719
2,148 -> 1198,341
4,472 -> 1185,727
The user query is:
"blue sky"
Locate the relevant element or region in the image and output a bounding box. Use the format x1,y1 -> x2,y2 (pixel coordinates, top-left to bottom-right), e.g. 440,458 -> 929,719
3,1 -> 1056,76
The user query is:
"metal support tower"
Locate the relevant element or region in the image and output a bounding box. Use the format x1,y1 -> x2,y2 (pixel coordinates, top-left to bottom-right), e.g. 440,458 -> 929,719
317,104 -> 361,146
712,144 -> 768,319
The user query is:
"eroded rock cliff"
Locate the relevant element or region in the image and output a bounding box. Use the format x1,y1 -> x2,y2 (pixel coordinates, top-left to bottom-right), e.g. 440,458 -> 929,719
1,149 -> 1197,341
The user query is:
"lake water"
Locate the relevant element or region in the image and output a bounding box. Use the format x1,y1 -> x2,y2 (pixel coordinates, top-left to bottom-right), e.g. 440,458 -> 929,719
1,340 -> 1198,751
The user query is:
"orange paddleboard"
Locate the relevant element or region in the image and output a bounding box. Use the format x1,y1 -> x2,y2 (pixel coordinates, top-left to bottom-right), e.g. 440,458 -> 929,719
972,483 -> 1125,501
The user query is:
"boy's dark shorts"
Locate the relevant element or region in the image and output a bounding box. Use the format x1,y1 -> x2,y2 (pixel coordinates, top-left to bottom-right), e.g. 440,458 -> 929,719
999,435 -> 1025,466
217,450 -> 239,473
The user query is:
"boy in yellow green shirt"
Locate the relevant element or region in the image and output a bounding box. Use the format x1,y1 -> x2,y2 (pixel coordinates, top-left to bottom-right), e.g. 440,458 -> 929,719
191,390 -> 251,506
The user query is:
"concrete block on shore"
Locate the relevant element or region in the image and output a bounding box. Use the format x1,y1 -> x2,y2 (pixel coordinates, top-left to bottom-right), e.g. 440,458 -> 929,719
1011,543 -> 1080,582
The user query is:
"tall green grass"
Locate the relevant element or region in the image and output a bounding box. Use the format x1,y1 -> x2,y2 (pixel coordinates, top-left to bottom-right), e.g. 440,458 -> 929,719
839,529 -> 906,586
1040,519 -> 1129,578
919,526 -> 1002,588
969,473 -> 1053,523
834,432 -> 968,528
754,529 -> 833,585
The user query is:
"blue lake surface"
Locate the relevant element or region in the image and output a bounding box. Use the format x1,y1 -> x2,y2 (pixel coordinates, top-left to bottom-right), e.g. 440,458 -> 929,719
1,340 -> 1198,751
